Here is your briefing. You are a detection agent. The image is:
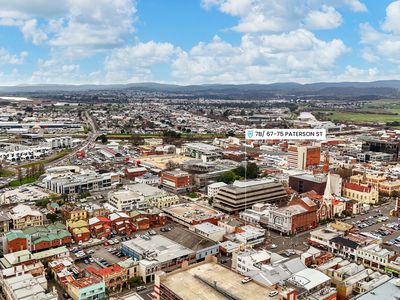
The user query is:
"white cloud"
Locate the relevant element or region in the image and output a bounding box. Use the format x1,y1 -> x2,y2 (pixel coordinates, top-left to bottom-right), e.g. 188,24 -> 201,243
382,0 -> 400,33
201,0 -> 366,33
361,48 -> 380,63
305,5 -> 342,30
104,41 -> 178,82
0,48 -> 28,65
360,1 -> 400,64
48,0 -> 136,57
20,19 -> 48,45
339,65 -> 378,80
0,0 -> 137,58
29,59 -> 82,83
343,0 -> 367,12
171,30 -> 349,84
0,0 -> 69,19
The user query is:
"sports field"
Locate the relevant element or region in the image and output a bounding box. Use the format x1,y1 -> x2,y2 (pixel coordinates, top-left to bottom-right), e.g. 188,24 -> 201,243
321,99 -> 400,123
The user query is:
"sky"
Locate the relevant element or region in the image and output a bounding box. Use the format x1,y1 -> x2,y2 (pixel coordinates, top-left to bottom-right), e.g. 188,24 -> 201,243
0,0 -> 399,85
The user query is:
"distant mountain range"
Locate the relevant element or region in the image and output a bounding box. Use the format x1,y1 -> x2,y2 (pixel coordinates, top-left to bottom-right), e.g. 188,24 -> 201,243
1,80 -> 400,100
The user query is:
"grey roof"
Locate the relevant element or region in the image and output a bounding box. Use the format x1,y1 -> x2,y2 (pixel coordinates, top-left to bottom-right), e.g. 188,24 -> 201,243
160,226 -> 217,251
355,278 -> 400,300
0,212 -> 10,222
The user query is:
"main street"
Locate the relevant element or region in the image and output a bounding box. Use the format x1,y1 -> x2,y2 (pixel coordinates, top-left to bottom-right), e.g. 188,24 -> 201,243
0,111 -> 101,188
47,111 -> 101,168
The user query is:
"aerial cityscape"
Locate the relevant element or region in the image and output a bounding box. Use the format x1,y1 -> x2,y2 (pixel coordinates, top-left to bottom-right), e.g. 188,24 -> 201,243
0,1 -> 400,300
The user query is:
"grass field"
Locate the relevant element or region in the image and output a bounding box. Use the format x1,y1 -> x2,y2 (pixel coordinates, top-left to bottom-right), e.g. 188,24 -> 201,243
106,133 -> 226,139
0,169 -> 14,177
8,174 -> 41,187
319,99 -> 400,123
20,149 -> 73,169
322,111 -> 400,123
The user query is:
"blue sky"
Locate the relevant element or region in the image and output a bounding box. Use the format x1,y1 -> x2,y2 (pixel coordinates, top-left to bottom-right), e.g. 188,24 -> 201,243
0,0 -> 399,85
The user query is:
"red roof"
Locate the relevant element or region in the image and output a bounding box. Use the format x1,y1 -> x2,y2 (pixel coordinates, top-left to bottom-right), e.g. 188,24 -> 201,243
70,276 -> 101,288
302,190 -> 323,201
344,182 -> 371,193
96,216 -> 110,222
87,265 -> 123,277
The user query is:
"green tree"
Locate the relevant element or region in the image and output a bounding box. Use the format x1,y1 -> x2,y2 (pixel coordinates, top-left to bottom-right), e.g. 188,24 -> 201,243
97,134 -> 108,144
129,135 -> 144,146
46,213 -> 58,223
234,162 -> 258,179
37,198 -> 50,207
128,276 -> 143,287
163,130 -> 181,138
17,168 -> 22,183
218,171 -> 237,184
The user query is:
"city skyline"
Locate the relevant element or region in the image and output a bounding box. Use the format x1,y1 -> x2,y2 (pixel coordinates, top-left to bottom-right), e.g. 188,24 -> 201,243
0,0 -> 399,85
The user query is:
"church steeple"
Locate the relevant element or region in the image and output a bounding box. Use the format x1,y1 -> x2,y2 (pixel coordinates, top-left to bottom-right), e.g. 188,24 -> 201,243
323,151 -> 329,174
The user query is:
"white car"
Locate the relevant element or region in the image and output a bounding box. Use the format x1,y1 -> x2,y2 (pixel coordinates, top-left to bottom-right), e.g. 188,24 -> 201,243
269,291 -> 279,297
270,244 -> 278,249
241,276 -> 252,284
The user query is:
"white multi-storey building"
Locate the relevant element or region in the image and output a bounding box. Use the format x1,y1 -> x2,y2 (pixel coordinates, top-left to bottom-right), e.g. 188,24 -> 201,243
127,183 -> 179,209
108,189 -> 147,211
207,182 -> 227,199
45,136 -> 72,149
43,170 -> 120,194
356,244 -> 394,271
234,249 -> 271,274
0,143 -> 50,161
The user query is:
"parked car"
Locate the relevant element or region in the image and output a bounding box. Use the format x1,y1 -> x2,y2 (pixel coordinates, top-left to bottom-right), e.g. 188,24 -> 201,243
241,276 -> 252,284
136,286 -> 147,292
269,291 -> 279,297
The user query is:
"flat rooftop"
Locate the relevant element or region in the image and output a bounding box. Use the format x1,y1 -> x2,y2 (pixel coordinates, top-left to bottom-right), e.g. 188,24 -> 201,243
355,278 -> 399,300
139,154 -> 192,169
161,261 -> 275,300
161,226 -> 217,251
290,173 -> 327,183
163,203 -> 223,224
122,235 -> 194,263
310,228 -> 341,241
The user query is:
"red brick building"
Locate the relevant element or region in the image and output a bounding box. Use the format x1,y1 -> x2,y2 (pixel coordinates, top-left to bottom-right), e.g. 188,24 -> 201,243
109,212 -> 136,235
289,173 -> 327,194
124,167 -> 147,180
4,231 -> 28,253
267,197 -> 318,235
160,169 -> 193,193
88,216 -> 112,239
289,197 -> 318,234
130,210 -> 167,228
86,265 -> 128,293
67,220 -> 90,243
4,223 -> 72,254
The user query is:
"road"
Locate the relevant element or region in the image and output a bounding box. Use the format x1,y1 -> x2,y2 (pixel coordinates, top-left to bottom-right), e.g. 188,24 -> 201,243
0,111 -> 100,188
47,111 -> 101,168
